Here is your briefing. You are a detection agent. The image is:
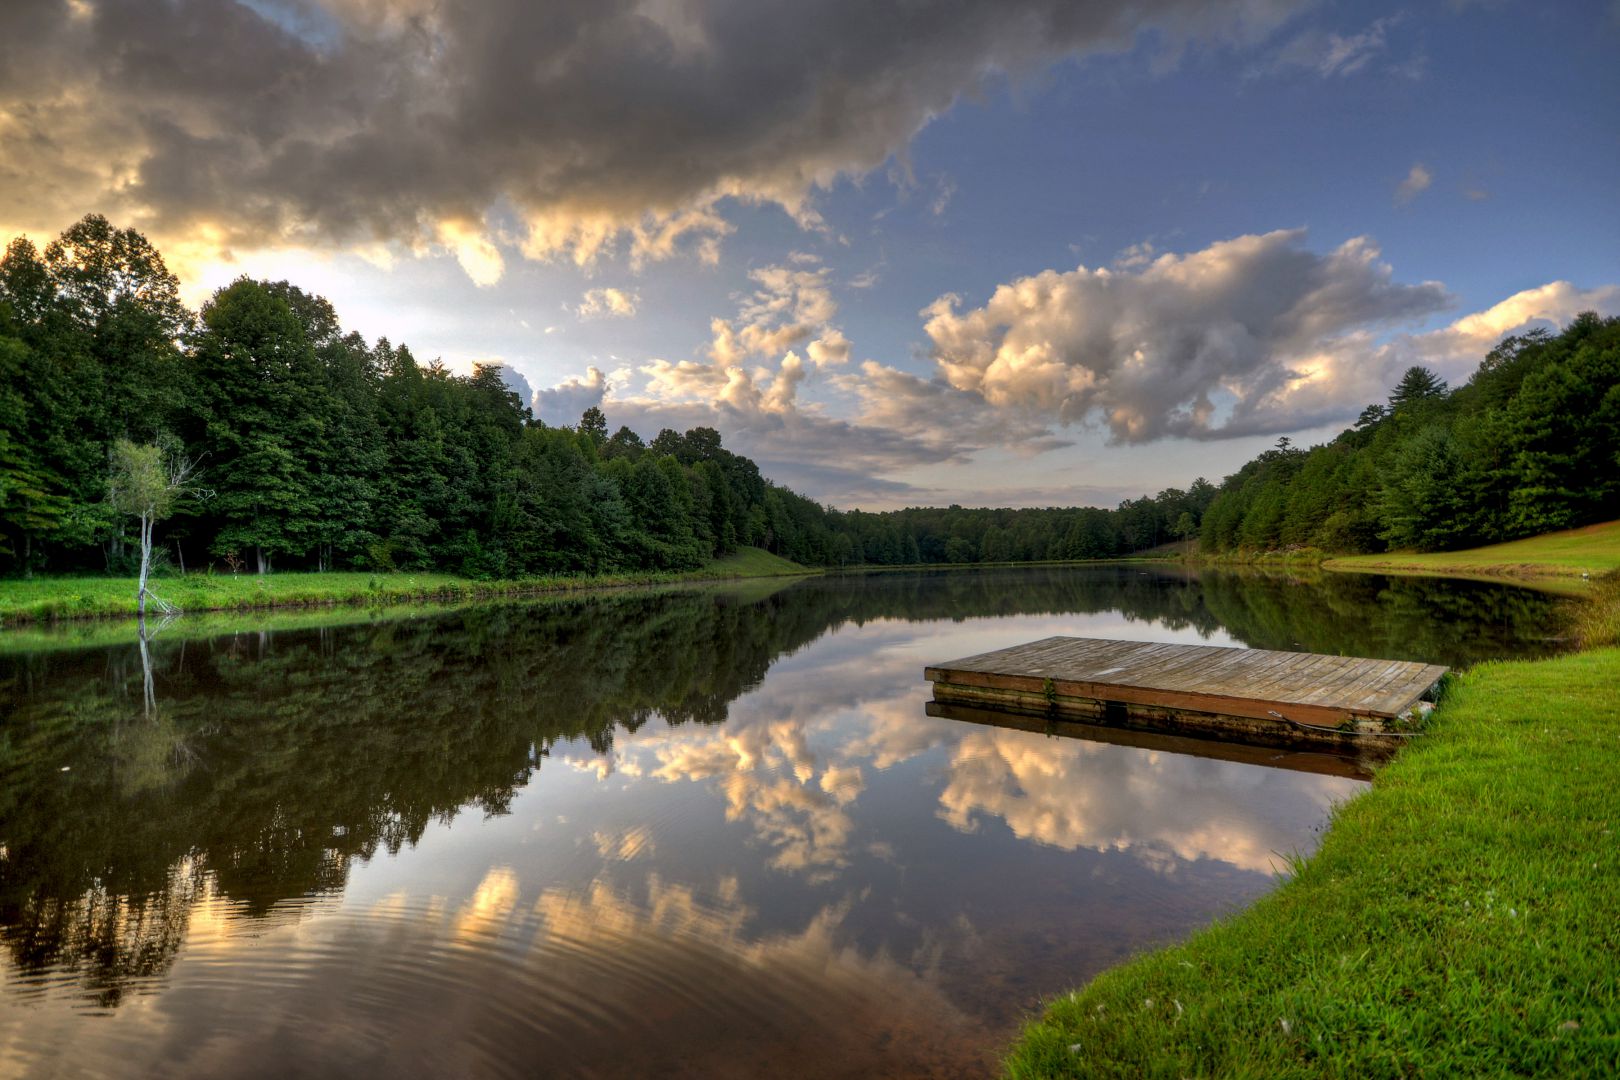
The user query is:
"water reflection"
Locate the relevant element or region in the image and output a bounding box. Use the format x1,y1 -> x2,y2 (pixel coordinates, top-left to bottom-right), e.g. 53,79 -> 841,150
0,567 -> 1568,1076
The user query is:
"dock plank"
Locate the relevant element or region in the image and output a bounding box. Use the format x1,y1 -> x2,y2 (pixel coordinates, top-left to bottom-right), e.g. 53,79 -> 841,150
926,636 -> 1447,725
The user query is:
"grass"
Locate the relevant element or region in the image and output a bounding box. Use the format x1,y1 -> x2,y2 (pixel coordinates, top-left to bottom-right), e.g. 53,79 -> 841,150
1324,519 -> 1620,585
1005,585 -> 1620,1078
0,574 -> 811,655
702,545 -> 810,578
0,546 -> 814,627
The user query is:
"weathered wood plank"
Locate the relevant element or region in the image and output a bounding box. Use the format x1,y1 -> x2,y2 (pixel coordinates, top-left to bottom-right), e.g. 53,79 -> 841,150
926,637 -> 1447,734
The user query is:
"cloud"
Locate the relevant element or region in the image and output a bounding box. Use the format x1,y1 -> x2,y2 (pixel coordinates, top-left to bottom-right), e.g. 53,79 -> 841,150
533,365 -> 609,425
575,287 -> 640,319
492,363 -> 535,412
601,253 -> 1061,503
806,329 -> 852,368
1261,14 -> 1403,78
836,360 -> 1068,459
0,0 -> 1306,280
710,265 -> 840,365
591,825 -> 656,861
524,223 -> 1617,506
936,729 -> 1362,873
920,228 -> 1452,442
1395,163 -> 1433,205
597,396 -> 941,504
1383,281 -> 1620,383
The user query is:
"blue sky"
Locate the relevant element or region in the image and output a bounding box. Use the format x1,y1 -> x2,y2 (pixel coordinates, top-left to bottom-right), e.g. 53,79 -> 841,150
3,0 -> 1616,506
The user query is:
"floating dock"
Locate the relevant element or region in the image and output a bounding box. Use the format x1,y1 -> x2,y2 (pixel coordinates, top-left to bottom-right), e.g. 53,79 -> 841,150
925,636 -> 1448,756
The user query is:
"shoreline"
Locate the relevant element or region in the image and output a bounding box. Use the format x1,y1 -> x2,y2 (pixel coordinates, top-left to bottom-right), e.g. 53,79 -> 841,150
0,547 -> 816,630
1191,519 -> 1620,595
6,537 -> 1602,633
1003,574 -> 1620,1077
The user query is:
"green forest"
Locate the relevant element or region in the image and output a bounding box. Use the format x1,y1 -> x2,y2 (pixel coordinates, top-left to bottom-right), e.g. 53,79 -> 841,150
0,215 -> 840,577
2,214 -> 1617,579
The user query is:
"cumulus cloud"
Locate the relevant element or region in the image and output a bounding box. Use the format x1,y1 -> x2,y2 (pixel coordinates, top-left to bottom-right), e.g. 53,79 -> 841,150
1382,281 -> 1620,382
937,729 -> 1362,873
1395,163 -> 1433,205
920,228 -> 1452,442
0,0 -> 1304,279
492,363 -> 536,412
576,287 -> 640,319
525,222 -> 1616,505
709,265 -> 840,366
600,255 -> 1036,500
533,365 -> 609,425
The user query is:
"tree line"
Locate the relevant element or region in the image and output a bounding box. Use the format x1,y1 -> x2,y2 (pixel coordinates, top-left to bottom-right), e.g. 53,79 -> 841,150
1197,315 -> 1620,554
830,315 -> 1619,564
2,214 -> 1614,578
0,215 -> 846,577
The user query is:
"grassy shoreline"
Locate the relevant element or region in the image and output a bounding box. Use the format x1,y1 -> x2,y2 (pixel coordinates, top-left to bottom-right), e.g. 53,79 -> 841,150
1322,520 -> 1620,584
1005,573 -> 1620,1077
0,546 -> 813,628
1184,520 -> 1620,594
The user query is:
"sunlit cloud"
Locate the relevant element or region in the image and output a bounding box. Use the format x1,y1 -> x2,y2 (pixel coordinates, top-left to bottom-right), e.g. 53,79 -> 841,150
937,730 -> 1363,873
575,287 -> 640,319
920,229 -> 1451,442
591,826 -> 656,862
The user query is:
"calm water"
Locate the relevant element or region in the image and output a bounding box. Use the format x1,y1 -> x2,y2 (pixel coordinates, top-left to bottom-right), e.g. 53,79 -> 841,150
0,567 -> 1569,1077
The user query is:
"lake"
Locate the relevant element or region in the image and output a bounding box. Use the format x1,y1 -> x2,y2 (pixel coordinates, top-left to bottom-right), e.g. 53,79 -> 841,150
0,566 -> 1570,1077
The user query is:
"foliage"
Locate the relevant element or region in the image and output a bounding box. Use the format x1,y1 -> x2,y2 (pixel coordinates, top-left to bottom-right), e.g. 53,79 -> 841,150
1198,315 -> 1620,556
0,217 -> 833,579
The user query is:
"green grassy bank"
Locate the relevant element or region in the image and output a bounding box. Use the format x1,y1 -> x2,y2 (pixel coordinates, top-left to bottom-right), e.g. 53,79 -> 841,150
1006,587 -> 1620,1077
1322,519 -> 1620,586
0,545 -> 813,627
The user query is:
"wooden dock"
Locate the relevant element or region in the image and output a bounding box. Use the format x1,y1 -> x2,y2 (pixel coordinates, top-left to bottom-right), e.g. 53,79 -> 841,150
925,636 -> 1448,755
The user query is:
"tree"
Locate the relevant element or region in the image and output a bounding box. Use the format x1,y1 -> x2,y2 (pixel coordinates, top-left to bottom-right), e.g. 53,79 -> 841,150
1377,424 -> 1469,551
579,406 -> 608,450
604,425 -> 644,461
1388,366 -> 1447,412
187,279 -> 324,573
0,336 -> 70,572
107,440 -> 199,617
1353,403 -> 1387,429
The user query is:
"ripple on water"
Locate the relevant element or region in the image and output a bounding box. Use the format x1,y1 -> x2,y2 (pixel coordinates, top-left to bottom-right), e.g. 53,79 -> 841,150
5,871 -> 995,1079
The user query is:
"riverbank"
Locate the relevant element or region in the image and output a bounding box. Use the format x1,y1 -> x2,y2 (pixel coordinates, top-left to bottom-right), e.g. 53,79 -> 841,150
1322,519 -> 1620,588
0,546 -> 813,627
1004,582 -> 1620,1077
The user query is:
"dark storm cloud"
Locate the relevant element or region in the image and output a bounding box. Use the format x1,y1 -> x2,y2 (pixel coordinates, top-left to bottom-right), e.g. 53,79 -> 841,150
0,0 -> 1303,270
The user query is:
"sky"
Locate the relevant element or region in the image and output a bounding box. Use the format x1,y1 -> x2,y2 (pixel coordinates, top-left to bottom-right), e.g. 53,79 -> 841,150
3,0 -> 1617,509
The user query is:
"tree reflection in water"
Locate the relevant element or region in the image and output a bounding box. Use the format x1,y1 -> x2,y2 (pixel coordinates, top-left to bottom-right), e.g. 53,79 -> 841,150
0,566 -> 1568,1069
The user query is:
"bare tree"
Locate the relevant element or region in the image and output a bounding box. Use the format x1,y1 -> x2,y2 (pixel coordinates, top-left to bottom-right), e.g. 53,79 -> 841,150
108,440 -> 200,619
